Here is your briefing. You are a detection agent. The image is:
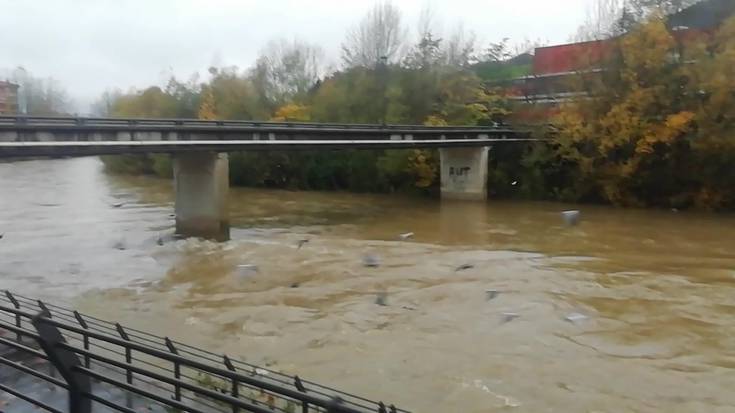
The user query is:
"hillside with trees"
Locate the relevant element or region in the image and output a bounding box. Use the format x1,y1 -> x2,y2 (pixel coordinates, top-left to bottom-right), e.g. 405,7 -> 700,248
99,0 -> 735,210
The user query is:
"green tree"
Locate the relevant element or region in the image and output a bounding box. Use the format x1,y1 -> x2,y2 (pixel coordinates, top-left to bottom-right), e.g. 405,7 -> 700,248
205,67 -> 267,120
552,15 -> 735,209
111,86 -> 179,118
198,88 -> 217,120
630,0 -> 699,17
252,39 -> 324,107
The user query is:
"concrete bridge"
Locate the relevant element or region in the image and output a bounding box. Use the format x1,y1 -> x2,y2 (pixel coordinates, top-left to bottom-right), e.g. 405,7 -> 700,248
0,115 -> 536,240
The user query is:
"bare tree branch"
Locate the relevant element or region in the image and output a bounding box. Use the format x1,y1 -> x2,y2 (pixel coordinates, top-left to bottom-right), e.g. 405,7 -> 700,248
341,1 -> 408,67
253,39 -> 325,106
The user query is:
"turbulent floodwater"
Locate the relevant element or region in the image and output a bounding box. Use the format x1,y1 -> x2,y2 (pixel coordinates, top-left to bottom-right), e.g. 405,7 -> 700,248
1,157 -> 735,412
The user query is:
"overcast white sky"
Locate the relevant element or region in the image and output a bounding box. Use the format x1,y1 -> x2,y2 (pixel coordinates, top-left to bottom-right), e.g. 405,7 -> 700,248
0,0 -> 590,112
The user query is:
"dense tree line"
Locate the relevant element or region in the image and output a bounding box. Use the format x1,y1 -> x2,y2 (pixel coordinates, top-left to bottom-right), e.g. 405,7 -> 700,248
101,2 -> 507,195
101,1 -> 735,210
548,14 -> 735,210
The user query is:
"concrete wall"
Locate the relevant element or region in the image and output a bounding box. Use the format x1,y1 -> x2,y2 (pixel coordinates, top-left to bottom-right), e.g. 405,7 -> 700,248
173,152 -> 230,240
439,147 -> 489,201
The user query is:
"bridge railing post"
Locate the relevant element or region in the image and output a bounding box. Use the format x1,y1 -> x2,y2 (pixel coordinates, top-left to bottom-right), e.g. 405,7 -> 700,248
31,312 -> 92,413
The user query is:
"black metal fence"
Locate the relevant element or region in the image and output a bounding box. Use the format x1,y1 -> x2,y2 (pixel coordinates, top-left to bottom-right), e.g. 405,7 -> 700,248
0,291 -> 408,413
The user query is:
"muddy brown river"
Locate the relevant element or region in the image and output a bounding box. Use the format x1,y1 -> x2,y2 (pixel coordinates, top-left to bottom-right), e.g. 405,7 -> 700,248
1,157 -> 734,412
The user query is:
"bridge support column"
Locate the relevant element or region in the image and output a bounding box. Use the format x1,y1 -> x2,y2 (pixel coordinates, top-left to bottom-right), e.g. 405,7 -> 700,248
439,147 -> 489,201
173,152 -> 230,241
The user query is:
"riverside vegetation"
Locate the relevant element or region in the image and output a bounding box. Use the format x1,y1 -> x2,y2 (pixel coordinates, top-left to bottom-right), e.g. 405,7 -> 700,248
91,3 -> 735,210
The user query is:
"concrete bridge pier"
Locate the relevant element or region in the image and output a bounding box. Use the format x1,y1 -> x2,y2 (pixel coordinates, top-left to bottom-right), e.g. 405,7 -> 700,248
173,152 -> 230,241
439,147 -> 489,201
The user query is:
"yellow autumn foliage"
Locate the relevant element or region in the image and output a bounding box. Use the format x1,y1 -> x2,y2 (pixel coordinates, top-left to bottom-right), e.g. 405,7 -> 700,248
553,15 -> 735,209
407,150 -> 437,188
423,115 -> 448,126
271,104 -> 311,122
198,89 -> 217,120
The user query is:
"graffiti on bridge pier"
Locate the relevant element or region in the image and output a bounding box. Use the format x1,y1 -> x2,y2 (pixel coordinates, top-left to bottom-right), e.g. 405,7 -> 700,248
449,166 -> 471,177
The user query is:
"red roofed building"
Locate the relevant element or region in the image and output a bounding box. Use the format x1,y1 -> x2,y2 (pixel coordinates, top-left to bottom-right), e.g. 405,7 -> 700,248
533,39 -> 613,76
508,39 -> 613,108
0,81 -> 19,114
506,0 -> 735,123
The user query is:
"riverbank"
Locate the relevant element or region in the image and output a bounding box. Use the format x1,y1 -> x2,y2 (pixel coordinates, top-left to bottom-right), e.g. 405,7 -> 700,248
101,150 -> 442,197
99,142 -> 735,212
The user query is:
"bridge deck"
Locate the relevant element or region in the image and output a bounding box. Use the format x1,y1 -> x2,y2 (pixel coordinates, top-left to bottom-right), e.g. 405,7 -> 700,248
0,115 -> 514,132
0,138 -> 535,157
0,116 -> 535,157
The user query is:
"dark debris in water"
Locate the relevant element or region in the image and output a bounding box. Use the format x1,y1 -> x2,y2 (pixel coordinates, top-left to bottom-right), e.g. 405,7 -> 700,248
455,263 -> 474,272
375,292 -> 388,306
362,254 -> 381,268
501,312 -> 520,323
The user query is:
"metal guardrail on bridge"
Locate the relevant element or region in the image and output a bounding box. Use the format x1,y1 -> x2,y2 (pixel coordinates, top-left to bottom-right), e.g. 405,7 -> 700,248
0,115 -> 537,157
0,291 -> 408,413
0,115 -> 517,136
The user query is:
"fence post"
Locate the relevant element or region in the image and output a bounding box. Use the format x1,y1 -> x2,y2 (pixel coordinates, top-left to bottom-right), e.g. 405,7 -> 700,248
294,376 -> 309,413
115,323 -> 135,409
73,311 -> 91,368
31,312 -> 91,413
327,396 -> 346,413
4,291 -> 22,342
165,337 -> 181,402
223,355 -> 239,413
37,300 -> 51,317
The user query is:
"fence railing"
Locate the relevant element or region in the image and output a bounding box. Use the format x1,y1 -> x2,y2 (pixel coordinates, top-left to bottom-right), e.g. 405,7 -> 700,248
0,291 -> 408,413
